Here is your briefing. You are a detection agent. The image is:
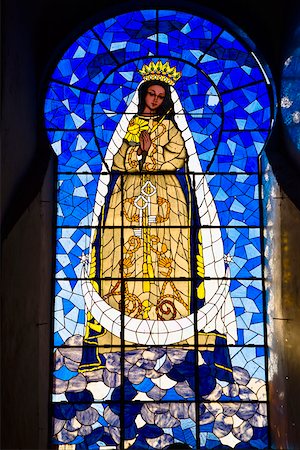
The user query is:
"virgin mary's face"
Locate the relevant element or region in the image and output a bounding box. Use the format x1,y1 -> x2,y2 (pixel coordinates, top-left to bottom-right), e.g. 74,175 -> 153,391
143,84 -> 166,114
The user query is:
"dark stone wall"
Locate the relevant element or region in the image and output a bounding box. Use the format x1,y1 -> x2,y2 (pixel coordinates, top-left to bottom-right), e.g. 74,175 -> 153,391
1,0 -> 300,448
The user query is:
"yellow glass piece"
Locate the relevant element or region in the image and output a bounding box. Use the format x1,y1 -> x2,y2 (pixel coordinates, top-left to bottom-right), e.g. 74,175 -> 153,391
90,279 -> 99,294
81,310 -> 107,361
125,117 -> 149,143
197,281 -> 205,300
142,299 -> 150,319
138,60 -> 182,86
143,227 -> 154,292
196,230 -> 205,277
198,332 -> 217,346
89,246 -> 97,278
215,363 -> 233,373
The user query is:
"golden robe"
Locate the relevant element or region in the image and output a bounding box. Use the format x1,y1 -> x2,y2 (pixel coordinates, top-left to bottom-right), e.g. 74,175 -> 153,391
80,115 -> 234,382
89,114 -> 203,322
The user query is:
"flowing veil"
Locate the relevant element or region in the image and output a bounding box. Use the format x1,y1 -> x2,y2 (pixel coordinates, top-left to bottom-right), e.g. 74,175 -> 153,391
81,82 -> 237,346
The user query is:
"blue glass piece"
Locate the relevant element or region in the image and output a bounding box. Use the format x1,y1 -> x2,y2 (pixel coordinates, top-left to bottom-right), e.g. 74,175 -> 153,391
66,389 -> 94,404
199,31 -> 265,92
222,82 -> 271,131
53,403 -> 77,420
45,83 -> 94,130
57,174 -> 98,227
250,428 -> 269,448
132,378 -> 155,393
173,425 -> 186,443
55,228 -> 92,279
63,299 -> 74,315
230,280 -> 263,345
205,434 -> 220,448
183,428 -> 196,447
124,404 -> 142,425
112,380 -> 137,402
139,424 -> 163,438
46,130 -> 102,173
53,365 -> 78,381
209,130 -> 268,172
222,227 -> 261,278
51,30 -> 116,91
157,11 -> 222,62
125,423 -> 138,440
251,313 -> 263,324
93,60 -> 145,115
243,330 -> 260,345
256,347 -> 265,357
208,174 -> 259,226
54,332 -> 64,347
238,312 -> 253,329
93,10 -> 157,63
85,427 -> 116,447
77,309 -> 85,324
162,388 -> 184,400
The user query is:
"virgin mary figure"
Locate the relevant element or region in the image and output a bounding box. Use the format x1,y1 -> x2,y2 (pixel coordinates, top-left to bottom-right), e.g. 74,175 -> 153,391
79,61 -> 237,382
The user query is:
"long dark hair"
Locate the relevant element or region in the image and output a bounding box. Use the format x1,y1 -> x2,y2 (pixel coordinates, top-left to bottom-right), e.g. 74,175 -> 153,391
137,80 -> 176,122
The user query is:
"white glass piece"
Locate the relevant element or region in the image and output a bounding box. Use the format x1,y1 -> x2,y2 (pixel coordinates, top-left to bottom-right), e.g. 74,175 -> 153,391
73,45 -> 86,59
76,234 -> 89,251
57,254 -> 70,268
70,73 -> 79,85
219,432 -> 241,447
53,393 -> 67,404
78,173 -> 94,185
79,212 -> 93,227
62,99 -> 70,110
56,269 -> 68,278
58,328 -> 72,343
65,307 -> 78,323
64,318 -> 77,335
52,140 -> 62,156
133,392 -> 151,401
55,296 -> 63,312
154,354 -> 167,371
75,134 -> 87,150
249,411 -> 268,428
87,381 -> 111,400
152,374 -> 177,389
77,162 -> 92,173
59,238 -> 76,253
71,112 -> 85,128
232,415 -> 244,428
73,186 -> 87,198
110,41 -> 126,51
54,317 -> 64,333
58,445 -> 76,450
103,109 -> 117,117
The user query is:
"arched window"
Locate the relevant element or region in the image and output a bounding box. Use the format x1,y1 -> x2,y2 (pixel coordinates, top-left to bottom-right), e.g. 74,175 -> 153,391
45,7 -> 276,449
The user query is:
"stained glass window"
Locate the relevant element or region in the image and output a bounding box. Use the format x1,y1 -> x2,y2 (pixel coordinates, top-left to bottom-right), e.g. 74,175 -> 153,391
44,8 -> 276,449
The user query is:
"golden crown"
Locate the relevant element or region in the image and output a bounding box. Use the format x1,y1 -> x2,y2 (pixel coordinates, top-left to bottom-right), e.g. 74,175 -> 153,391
138,61 -> 182,86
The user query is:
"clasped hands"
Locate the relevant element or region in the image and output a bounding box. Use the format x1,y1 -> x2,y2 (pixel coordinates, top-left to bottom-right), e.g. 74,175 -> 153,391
137,130 -> 151,156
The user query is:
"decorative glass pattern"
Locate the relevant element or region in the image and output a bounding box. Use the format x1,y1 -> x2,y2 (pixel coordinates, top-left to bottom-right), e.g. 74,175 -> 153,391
45,8 -> 275,449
